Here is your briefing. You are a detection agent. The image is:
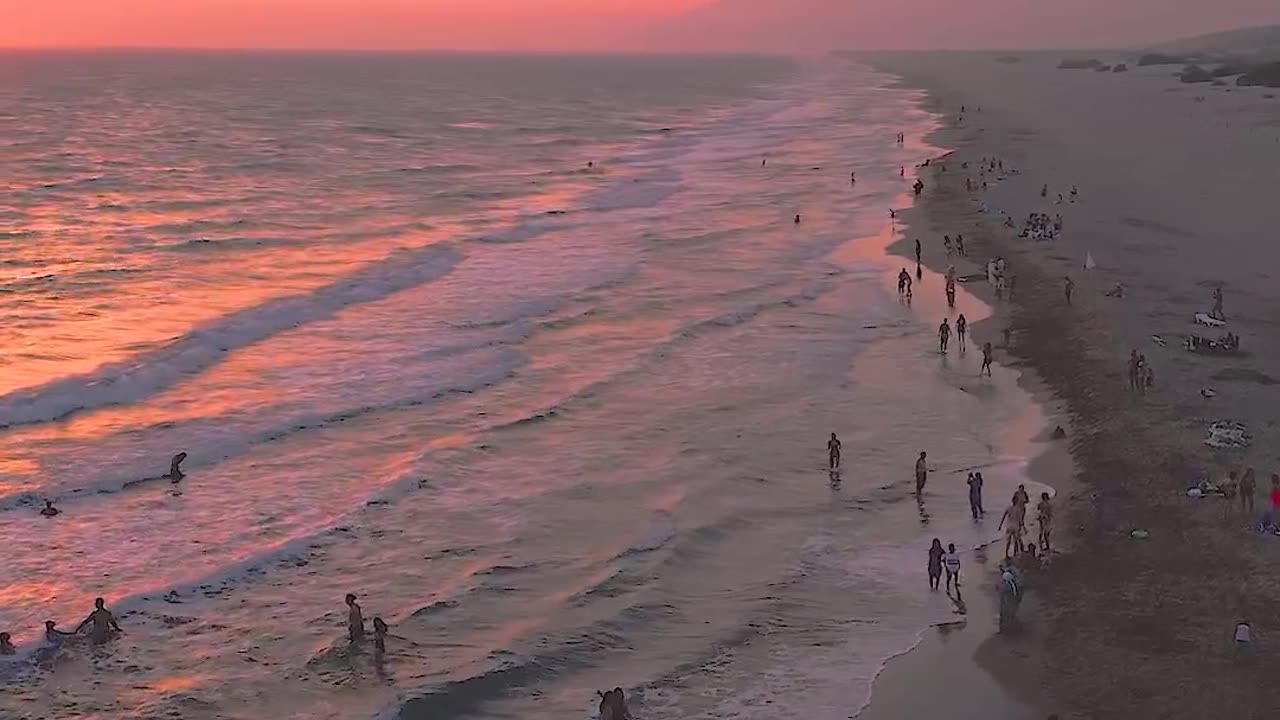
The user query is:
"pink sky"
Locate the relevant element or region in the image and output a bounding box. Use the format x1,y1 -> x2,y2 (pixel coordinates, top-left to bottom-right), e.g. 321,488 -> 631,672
4,0 -> 1279,50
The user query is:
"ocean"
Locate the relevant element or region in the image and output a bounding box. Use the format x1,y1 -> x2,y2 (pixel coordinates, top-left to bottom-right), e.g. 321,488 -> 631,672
0,51 -> 1042,720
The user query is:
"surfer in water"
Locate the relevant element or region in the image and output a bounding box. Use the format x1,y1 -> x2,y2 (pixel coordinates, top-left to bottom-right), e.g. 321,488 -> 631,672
75,597 -> 122,644
827,433 -> 842,470
168,452 -> 188,482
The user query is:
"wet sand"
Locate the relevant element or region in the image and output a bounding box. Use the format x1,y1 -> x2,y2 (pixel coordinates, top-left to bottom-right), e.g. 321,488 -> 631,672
866,51 -> 1280,719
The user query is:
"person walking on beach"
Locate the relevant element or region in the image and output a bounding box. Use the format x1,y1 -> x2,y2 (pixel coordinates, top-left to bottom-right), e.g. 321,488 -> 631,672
915,451 -> 929,495
943,543 -> 961,594
1212,285 -> 1225,320
75,597 -> 122,644
1037,492 -> 1054,552
914,238 -> 922,265
827,433 -> 842,471
998,494 -> 1026,558
981,342 -> 994,377
1240,467 -> 1257,514
898,268 -> 910,296
955,314 -> 967,352
1064,275 -> 1074,305
955,234 -> 966,257
967,472 -> 985,519
927,538 -> 945,591
345,593 -> 365,643
938,319 -> 951,354
1014,483 -> 1030,508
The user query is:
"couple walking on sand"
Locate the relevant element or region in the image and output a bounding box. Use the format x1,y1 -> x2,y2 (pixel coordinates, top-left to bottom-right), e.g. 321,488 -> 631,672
927,539 -> 962,595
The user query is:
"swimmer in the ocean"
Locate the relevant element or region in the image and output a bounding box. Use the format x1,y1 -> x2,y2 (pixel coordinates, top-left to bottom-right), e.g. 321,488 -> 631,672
794,214 -> 801,224
851,171 -> 856,184
0,632 -> 15,655
40,500 -> 60,517
75,597 -> 122,644
45,620 -> 73,645
168,452 -> 187,482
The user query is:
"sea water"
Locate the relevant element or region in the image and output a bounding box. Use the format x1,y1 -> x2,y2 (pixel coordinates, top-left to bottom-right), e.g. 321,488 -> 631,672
0,51 -> 1040,720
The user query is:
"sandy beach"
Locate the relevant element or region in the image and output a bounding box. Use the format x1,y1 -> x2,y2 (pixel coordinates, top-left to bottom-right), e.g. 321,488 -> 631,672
865,50 -> 1280,718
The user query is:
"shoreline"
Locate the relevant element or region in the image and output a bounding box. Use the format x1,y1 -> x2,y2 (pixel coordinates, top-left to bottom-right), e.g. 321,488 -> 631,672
863,50 -> 1280,719
856,81 -> 1072,720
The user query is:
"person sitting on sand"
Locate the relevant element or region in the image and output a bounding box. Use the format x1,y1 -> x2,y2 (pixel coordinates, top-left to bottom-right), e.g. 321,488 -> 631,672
938,319 -> 951,354
1037,492 -> 1053,552
168,452 -> 187,482
827,433 -> 842,470
75,597 -> 122,644
928,538 -> 945,591
40,500 -> 60,517
998,494 -> 1027,558
1234,621 -> 1253,652
345,593 -> 365,643
955,314 -> 967,352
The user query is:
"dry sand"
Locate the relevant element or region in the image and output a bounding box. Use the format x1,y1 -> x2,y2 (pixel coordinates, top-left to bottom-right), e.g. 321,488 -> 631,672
865,50 -> 1280,719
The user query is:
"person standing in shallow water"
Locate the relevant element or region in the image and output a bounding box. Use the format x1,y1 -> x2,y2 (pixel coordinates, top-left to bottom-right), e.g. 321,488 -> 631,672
827,433 -> 842,471
938,318 -> 951,354
345,593 -> 365,643
75,597 -> 122,643
955,313 -> 967,352
981,342 -> 993,377
915,451 -> 929,494
1064,275 -> 1074,305
927,538 -> 944,591
967,472 -> 984,519
997,494 -> 1026,558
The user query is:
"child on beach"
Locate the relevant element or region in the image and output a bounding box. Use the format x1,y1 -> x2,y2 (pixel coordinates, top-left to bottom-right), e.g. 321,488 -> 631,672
943,543 -> 961,593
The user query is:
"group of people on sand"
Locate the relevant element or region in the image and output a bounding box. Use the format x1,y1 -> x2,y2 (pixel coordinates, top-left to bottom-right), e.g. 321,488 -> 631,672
1126,349 -> 1155,393
1018,212 -> 1062,241
996,484 -> 1053,560
1,597 -> 123,658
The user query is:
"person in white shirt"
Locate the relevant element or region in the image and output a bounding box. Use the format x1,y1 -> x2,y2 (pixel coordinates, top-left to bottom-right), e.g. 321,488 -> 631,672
943,543 -> 961,594
1234,621 -> 1252,650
